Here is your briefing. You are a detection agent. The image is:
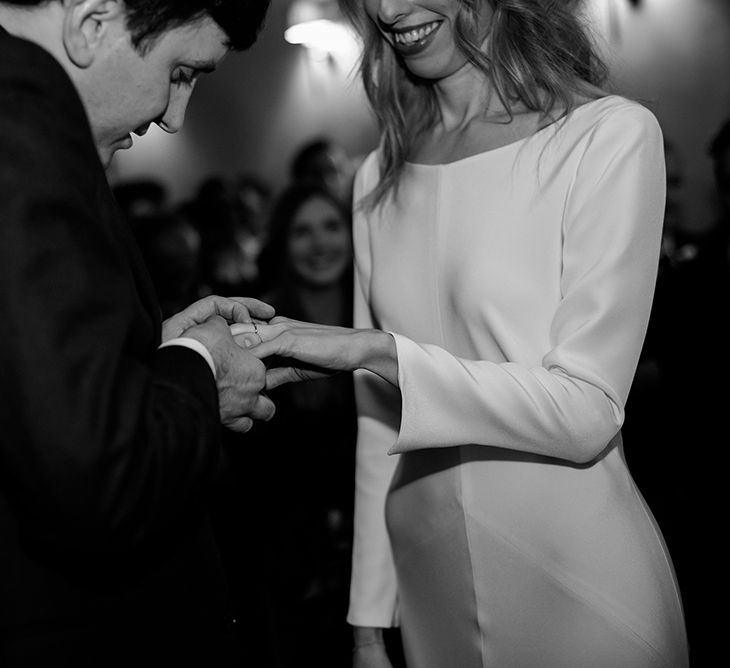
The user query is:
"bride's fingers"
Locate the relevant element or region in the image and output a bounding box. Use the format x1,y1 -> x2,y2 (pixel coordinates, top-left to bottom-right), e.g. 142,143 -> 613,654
231,330 -> 260,349
229,321 -> 269,336
269,315 -> 300,326
231,318 -> 335,346
230,321 -> 287,347
268,316 -> 330,332
229,322 -> 256,338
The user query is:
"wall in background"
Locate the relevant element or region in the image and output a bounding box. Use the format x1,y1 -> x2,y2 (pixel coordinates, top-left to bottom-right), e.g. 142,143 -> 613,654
110,0 -> 730,232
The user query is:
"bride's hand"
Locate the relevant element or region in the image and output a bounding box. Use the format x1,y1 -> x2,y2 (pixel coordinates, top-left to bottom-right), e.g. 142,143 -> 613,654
230,316 -> 398,390
231,316 -> 362,388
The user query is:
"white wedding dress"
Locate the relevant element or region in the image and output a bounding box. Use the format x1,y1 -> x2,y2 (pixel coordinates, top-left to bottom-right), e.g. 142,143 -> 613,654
346,95 -> 689,668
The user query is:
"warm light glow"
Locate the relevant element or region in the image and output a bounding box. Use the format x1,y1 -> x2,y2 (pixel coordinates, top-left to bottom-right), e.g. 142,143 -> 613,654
285,0 -> 359,55
284,18 -> 357,53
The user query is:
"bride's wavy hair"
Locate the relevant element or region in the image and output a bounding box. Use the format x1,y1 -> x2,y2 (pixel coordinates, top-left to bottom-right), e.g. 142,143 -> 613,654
339,0 -> 609,208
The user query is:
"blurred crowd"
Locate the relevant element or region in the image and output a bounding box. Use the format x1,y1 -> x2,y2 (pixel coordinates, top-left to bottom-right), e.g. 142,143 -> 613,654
621,118 -> 729,665
112,118 -> 729,666
114,137 -> 355,318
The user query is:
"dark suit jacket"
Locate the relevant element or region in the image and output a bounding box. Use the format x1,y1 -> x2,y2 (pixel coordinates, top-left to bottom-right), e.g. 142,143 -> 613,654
0,26 -> 241,667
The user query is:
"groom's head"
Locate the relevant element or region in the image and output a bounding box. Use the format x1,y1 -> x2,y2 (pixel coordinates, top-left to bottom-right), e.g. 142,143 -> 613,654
0,0 -> 270,167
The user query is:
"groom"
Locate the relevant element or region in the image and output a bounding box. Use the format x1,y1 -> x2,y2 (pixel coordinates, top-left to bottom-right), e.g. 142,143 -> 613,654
0,1 -> 272,666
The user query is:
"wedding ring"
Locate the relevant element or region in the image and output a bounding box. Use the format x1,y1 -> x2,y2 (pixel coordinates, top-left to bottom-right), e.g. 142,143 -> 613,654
252,320 -> 263,345
229,321 -> 262,346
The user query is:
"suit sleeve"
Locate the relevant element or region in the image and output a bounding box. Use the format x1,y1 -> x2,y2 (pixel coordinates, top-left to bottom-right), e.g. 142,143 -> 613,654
0,47 -> 222,559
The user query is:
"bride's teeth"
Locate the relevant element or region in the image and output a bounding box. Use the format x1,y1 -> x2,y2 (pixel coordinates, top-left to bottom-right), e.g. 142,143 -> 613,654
394,21 -> 437,46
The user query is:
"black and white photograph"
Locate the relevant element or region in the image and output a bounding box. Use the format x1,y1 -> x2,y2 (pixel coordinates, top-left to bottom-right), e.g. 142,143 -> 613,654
1,1 -> 727,666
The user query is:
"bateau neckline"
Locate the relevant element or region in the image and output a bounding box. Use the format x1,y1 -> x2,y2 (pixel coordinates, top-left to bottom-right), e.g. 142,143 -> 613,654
404,95 -> 623,169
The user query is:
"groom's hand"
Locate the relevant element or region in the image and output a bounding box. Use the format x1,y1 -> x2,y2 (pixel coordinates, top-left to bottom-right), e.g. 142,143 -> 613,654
181,315 -> 276,433
162,295 -> 275,343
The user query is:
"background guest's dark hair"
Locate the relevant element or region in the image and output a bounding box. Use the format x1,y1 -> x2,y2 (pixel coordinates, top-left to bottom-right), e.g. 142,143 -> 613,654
3,0 -> 270,52
339,0 -> 608,207
290,138 -> 335,181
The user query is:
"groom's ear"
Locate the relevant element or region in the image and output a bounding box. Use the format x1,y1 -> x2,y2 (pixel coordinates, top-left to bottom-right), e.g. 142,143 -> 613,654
62,0 -> 125,68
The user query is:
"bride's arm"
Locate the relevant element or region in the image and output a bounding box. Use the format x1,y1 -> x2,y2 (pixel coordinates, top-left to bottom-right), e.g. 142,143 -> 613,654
232,318 -> 399,388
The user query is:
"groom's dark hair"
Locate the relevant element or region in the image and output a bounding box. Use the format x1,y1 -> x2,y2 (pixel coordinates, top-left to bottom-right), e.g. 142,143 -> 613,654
1,0 -> 271,51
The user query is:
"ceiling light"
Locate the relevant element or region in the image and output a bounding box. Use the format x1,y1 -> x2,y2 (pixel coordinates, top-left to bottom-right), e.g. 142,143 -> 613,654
284,0 -> 358,53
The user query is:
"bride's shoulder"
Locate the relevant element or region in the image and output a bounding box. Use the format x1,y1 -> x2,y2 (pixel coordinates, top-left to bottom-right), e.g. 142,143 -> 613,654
352,149 -> 381,193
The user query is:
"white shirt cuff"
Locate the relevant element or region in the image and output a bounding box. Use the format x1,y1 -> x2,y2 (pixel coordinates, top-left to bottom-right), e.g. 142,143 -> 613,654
159,337 -> 216,379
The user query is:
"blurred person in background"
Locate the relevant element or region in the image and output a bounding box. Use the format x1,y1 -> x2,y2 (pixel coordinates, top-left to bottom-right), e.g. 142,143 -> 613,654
657,139 -> 689,266
233,171 -> 273,249
220,181 -> 363,667
0,1 -> 274,666
646,116 -> 730,666
189,175 -> 263,296
704,118 -> 730,268
290,135 -> 355,207
112,177 -> 168,221
257,180 -> 354,328
131,208 -> 203,319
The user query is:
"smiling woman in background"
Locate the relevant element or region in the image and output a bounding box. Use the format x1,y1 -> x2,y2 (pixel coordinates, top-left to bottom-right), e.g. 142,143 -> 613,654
243,1 -> 690,667
225,181 -> 359,667
256,180 -> 354,327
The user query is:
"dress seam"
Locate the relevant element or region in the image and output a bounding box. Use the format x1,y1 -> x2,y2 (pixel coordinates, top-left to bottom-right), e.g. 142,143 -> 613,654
460,451 -> 489,668
434,170 -> 448,350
